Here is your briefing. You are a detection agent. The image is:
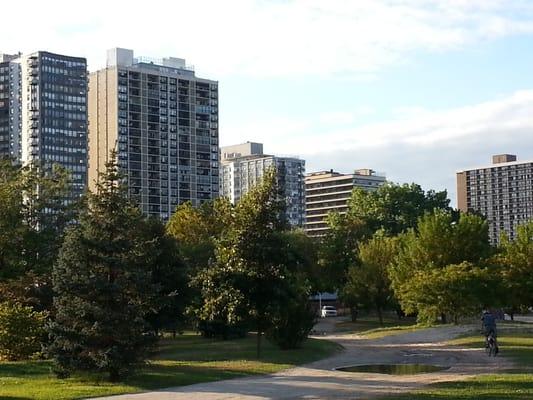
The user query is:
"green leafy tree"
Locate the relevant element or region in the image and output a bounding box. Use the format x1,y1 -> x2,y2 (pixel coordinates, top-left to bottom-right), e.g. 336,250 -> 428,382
390,210 -> 492,323
167,198 -> 232,271
497,222 -> 533,314
266,230 -> 317,349
347,183 -> 451,236
0,160 -> 74,312
194,168 -> 288,357
399,262 -> 499,324
342,232 -> 398,324
47,156 -> 159,381
0,159 -> 27,278
319,212 -> 370,291
22,163 -> 75,277
144,217 -> 188,336
0,301 -> 47,361
319,182 -> 450,293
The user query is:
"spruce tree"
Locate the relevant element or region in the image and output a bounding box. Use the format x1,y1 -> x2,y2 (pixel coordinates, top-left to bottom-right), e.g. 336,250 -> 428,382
47,155 -> 158,381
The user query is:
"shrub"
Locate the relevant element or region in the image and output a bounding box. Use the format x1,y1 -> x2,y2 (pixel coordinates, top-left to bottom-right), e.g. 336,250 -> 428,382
0,301 -> 47,360
267,300 -> 316,350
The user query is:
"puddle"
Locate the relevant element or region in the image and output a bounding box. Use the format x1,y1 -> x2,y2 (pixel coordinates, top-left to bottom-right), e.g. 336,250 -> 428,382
336,364 -> 449,375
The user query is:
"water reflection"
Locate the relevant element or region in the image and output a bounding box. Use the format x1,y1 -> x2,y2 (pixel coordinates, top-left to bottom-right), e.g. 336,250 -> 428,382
337,364 -> 449,375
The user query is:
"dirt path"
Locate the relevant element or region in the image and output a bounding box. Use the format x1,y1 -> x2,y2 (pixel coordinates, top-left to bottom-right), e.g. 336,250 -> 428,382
94,323 -> 514,400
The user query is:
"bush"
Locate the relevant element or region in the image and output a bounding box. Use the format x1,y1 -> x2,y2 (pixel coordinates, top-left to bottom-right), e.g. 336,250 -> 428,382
268,300 -> 316,350
0,302 -> 47,360
197,320 -> 247,340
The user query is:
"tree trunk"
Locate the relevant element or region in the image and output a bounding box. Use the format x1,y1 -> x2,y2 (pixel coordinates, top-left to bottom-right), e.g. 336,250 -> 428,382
453,314 -> 458,325
441,313 -> 447,324
350,307 -> 358,322
377,307 -> 383,326
109,368 -> 120,382
256,330 -> 262,359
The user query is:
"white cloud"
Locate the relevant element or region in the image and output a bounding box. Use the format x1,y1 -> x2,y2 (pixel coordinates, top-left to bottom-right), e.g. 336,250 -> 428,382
288,89 -> 533,205
2,0 -> 533,78
285,90 -> 533,153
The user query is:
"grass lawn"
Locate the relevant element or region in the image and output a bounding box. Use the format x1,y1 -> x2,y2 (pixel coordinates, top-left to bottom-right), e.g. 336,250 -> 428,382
335,314 -> 420,338
0,333 -> 341,400
383,327 -> 533,400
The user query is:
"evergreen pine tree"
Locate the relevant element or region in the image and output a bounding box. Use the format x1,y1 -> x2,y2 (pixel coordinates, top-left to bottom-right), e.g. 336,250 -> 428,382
47,154 -> 158,381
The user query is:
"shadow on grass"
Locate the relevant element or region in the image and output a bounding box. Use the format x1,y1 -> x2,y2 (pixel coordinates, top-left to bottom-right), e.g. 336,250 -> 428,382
0,397 -> 35,400
0,360 -> 51,377
0,334 -> 341,399
123,362 -> 258,390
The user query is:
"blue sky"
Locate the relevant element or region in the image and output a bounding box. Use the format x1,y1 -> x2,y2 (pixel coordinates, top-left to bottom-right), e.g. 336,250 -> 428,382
3,0 -> 533,205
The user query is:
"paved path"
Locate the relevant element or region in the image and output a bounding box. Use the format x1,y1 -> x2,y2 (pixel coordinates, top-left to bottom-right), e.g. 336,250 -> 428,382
93,322 -> 513,400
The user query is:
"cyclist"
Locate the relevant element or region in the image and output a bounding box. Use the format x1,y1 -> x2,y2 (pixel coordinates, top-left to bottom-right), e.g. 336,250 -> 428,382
481,308 -> 499,354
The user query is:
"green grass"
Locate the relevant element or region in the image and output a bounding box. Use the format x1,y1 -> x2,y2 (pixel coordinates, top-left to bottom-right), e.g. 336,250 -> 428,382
0,333 -> 340,400
383,329 -> 533,400
385,374 -> 533,400
335,315 -> 421,338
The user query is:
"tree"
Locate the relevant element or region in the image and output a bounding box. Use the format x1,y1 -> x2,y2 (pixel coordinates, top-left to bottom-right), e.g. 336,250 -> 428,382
390,210 -> 493,323
497,221 -> 533,314
319,212 -> 370,291
0,159 -> 26,279
0,301 -> 47,360
0,160 -> 74,312
144,217 -> 188,336
398,262 -> 499,324
194,168 -> 288,357
167,198 -> 232,272
21,163 -> 75,277
319,182 -> 450,293
342,232 -> 398,324
266,230 -> 318,349
47,156 -> 160,381
346,183 -> 451,236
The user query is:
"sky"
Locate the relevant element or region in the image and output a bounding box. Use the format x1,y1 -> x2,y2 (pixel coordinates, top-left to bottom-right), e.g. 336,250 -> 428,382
3,0 -> 533,205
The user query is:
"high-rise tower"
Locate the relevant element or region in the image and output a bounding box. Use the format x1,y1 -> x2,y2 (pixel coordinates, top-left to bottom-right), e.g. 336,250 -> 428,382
0,51 -> 88,200
220,142 -> 306,227
88,48 -> 219,220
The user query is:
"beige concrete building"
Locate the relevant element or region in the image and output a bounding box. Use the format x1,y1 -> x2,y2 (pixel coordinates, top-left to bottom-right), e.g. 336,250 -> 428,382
457,154 -> 533,243
89,48 -> 219,220
305,169 -> 386,237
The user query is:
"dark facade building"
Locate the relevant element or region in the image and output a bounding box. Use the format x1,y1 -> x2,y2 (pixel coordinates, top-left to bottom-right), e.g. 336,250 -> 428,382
0,53 -> 21,159
89,48 -> 219,220
0,51 -> 88,201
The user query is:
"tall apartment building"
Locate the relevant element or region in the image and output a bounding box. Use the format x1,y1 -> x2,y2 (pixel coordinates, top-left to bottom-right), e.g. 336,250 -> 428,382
457,154 -> 533,243
220,142 -> 306,227
0,53 -> 21,158
0,51 -> 88,200
305,169 -> 386,237
88,48 -> 219,220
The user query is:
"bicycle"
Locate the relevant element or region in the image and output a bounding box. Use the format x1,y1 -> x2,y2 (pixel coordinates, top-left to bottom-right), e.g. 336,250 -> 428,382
485,331 -> 498,357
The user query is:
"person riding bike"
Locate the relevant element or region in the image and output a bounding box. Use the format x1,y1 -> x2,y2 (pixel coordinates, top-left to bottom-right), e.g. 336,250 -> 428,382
481,309 -> 499,354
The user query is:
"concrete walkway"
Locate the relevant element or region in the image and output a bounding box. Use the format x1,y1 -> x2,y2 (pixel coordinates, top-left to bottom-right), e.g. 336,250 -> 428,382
93,322 -> 514,400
